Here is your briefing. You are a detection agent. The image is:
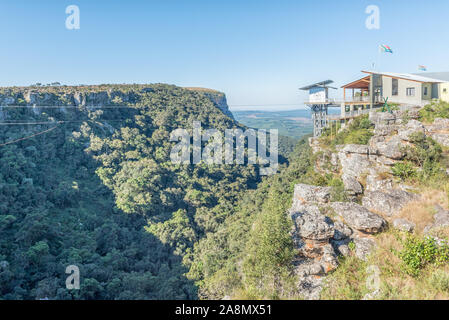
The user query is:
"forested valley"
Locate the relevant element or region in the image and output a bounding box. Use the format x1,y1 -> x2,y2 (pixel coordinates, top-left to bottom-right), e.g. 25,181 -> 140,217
0,84 -> 302,299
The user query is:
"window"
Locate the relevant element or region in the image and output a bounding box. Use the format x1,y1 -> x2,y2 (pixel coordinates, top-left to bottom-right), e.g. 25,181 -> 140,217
392,79 -> 398,96
444,88 -> 447,93
424,86 -> 428,96
406,87 -> 415,96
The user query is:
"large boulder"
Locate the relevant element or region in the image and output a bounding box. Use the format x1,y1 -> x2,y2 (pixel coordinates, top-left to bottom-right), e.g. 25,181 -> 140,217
293,212 -> 335,241
342,173 -> 363,195
333,221 -> 353,241
374,123 -> 399,137
362,189 -> 419,217
424,205 -> 449,235
430,133 -> 449,147
330,202 -> 386,234
354,237 -> 377,261
365,172 -> 394,192
370,135 -> 405,160
337,145 -> 371,177
397,120 -> 425,141
393,218 -> 415,233
426,118 -> 449,132
290,184 -> 332,212
425,118 -> 449,147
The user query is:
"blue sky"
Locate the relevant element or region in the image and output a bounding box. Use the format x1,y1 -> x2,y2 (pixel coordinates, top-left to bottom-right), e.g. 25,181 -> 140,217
1,0 -> 448,110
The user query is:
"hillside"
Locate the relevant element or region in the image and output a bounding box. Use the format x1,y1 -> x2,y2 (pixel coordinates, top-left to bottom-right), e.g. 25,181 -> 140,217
0,84 -> 261,299
195,101 -> 449,299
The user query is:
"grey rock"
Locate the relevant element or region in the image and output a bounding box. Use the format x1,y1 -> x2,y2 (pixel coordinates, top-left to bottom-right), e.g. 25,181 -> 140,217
354,237 -> 376,261
428,118 -> 449,131
333,221 -> 353,240
291,184 -> 332,210
297,274 -> 324,300
330,202 -> 386,234
331,239 -> 351,257
338,144 -> 369,155
397,120 -> 425,141
362,189 -> 419,217
370,135 -> 405,160
393,218 -> 415,233
294,213 -> 335,241
424,205 -> 449,234
342,173 -> 363,195
374,123 -> 399,136
365,172 -> 394,191
430,133 -> 449,147
338,151 -> 371,177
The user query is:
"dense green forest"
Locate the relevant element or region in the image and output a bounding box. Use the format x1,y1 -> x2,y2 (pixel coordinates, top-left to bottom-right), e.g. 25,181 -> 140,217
0,84 -> 297,299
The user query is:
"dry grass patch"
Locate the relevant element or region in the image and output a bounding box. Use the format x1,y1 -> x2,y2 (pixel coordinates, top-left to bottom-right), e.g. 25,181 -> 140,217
397,189 -> 448,234
322,230 -> 449,300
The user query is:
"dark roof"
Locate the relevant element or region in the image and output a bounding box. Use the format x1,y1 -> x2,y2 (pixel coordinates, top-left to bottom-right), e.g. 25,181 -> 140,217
299,80 -> 336,90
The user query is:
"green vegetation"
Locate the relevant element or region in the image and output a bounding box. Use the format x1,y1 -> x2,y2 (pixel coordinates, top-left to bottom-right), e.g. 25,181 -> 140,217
419,100 -> 449,123
321,115 -> 374,148
0,84 -> 263,299
394,234 -> 449,277
392,162 -> 416,180
188,139 -> 317,299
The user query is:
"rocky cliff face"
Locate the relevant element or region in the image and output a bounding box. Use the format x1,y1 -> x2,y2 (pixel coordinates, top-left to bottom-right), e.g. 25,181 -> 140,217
290,106 -> 449,299
0,85 -> 234,119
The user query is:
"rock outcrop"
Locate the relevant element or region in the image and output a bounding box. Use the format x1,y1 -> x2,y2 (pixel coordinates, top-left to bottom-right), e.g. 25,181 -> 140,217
362,189 -> 419,217
290,106 -> 449,299
330,202 -> 386,234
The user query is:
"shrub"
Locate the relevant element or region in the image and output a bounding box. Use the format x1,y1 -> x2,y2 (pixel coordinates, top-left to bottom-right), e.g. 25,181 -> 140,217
394,234 -> 449,277
329,178 -> 348,202
419,100 -> 449,123
322,115 -> 374,147
391,162 -> 416,180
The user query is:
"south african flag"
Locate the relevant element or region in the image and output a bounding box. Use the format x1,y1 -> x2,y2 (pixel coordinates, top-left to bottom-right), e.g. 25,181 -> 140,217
380,44 -> 393,53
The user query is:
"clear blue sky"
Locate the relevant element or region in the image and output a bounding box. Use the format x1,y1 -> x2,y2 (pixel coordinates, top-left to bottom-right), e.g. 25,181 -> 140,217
1,0 -> 448,110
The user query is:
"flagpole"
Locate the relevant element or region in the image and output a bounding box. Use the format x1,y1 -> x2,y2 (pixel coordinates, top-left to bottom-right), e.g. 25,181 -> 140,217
376,45 -> 380,72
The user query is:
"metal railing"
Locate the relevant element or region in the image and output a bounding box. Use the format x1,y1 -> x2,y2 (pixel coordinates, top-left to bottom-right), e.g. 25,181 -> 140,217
305,95 -> 383,105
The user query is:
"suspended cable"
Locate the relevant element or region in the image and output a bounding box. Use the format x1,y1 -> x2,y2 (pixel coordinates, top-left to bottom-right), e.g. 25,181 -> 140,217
0,125 -> 60,147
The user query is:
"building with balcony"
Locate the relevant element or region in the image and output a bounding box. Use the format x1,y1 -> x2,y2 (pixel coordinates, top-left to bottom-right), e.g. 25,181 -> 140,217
339,71 -> 449,118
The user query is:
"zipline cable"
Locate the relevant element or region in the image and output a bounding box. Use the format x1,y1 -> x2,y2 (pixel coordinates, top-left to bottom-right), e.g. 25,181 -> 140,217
0,124 -> 60,147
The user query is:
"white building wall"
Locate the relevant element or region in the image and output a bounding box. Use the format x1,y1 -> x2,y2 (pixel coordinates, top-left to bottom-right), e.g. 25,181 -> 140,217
382,77 -> 423,105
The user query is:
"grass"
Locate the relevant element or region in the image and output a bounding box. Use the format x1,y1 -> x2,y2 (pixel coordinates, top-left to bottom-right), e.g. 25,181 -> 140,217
322,229 -> 449,300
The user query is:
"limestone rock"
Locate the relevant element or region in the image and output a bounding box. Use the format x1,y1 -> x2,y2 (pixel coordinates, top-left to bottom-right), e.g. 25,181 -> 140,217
331,239 -> 351,257
424,205 -> 449,234
354,237 -> 376,261
342,173 -> 363,195
291,184 -> 332,212
333,221 -> 353,240
374,123 -> 399,136
397,120 -> 425,141
370,135 -> 405,160
330,202 -> 386,234
293,212 -> 335,241
365,172 -> 394,191
393,218 -> 415,233
430,133 -> 449,147
362,189 -> 419,217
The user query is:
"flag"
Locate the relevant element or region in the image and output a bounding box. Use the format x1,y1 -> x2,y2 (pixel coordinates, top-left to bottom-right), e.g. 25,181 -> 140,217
418,65 -> 427,71
380,44 -> 393,53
